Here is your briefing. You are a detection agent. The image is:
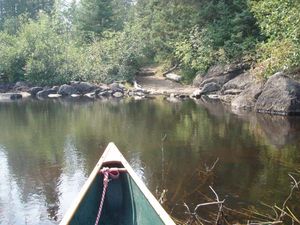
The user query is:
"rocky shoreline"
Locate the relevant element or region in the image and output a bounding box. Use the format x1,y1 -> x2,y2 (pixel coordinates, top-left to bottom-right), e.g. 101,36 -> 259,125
0,80 -> 191,103
192,62 -> 300,116
1,63 -> 300,116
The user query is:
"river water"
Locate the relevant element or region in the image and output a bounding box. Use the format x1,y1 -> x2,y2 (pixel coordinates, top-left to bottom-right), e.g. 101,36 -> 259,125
0,98 -> 299,224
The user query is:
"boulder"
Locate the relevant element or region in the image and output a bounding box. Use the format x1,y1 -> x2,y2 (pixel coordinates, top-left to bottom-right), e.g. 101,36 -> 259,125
0,93 -> 22,100
0,83 -> 14,93
128,90 -> 146,97
94,86 -> 107,94
223,89 -> 242,95
206,94 -> 220,100
71,94 -> 81,98
165,73 -> 182,82
109,82 -> 125,92
255,72 -> 300,115
192,72 -> 205,87
52,86 -> 60,92
198,62 -> 250,88
58,84 -> 78,96
36,89 -> 57,98
220,72 -> 255,94
84,92 -> 96,98
97,90 -> 112,97
71,82 -> 97,94
112,91 -> 124,98
133,96 -> 145,101
206,63 -> 250,79
231,82 -> 264,110
48,94 -> 62,98
130,89 -> 148,97
219,94 -> 236,103
29,87 -> 43,96
191,89 -> 202,99
12,81 -> 31,92
200,82 -> 221,95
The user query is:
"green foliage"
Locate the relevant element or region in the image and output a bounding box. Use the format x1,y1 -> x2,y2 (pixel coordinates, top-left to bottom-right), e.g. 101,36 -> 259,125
133,0 -> 200,66
175,27 -> 214,73
0,32 -> 25,82
250,0 -> 300,77
255,39 -> 299,78
75,28 -> 146,83
19,14 -> 77,85
0,13 -> 80,85
1,0 -> 298,85
0,0 -> 54,28
75,0 -> 131,40
172,0 -> 260,79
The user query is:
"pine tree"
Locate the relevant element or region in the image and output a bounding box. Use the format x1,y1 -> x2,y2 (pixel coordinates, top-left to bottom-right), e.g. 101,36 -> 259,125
0,0 -> 55,28
75,0 -> 132,40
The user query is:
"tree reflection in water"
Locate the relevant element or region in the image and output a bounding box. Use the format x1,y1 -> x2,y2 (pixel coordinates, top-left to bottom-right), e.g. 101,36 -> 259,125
0,98 -> 299,224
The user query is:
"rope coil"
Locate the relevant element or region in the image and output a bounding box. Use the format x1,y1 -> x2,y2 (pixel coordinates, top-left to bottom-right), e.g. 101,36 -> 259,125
94,167 -> 127,225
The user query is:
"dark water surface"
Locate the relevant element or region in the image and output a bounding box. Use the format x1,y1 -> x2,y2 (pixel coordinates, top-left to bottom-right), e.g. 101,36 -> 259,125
0,98 -> 299,224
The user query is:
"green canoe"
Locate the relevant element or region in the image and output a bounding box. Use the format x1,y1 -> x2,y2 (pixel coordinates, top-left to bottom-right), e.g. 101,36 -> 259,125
60,142 -> 176,225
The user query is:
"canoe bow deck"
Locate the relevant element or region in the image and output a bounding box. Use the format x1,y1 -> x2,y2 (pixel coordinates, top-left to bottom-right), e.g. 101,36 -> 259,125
60,142 -> 176,225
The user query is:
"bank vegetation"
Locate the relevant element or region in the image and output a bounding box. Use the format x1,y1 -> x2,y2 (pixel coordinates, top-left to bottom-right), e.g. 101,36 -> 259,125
0,0 -> 299,86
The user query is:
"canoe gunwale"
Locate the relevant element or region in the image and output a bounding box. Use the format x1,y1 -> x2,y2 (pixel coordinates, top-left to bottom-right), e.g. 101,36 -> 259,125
60,142 -> 175,225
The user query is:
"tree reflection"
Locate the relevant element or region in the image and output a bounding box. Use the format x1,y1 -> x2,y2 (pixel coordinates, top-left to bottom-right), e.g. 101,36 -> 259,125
0,98 -> 299,224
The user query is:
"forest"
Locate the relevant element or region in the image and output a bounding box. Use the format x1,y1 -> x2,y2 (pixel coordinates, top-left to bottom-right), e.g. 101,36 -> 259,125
0,0 -> 299,85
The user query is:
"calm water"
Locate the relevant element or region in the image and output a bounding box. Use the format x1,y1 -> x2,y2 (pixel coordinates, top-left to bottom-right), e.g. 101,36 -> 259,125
0,97 -> 299,224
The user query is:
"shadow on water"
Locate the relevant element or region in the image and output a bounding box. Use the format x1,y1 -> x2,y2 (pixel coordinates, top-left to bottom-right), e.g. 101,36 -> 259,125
0,98 -> 299,224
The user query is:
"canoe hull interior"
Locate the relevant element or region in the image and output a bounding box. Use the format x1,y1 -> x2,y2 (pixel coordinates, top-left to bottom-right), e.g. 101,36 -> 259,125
69,164 -> 166,225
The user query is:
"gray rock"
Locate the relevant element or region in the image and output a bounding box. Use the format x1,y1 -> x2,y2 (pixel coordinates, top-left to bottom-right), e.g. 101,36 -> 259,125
94,88 -> 102,95
207,63 -> 250,79
29,87 -> 43,96
223,89 -> 242,95
134,89 -> 149,94
48,94 -> 62,98
130,89 -> 147,97
198,62 -> 250,88
0,93 -> 22,100
37,89 -> 57,98
191,89 -> 201,99
52,86 -> 60,92
133,96 -> 145,101
72,82 -> 96,94
97,90 -> 112,97
14,81 -> 31,92
231,82 -> 264,110
112,91 -> 124,98
221,72 -> 255,94
0,83 -> 13,93
109,82 -> 125,92
192,73 -> 205,87
220,94 -> 236,103
207,94 -> 220,100
165,73 -> 182,82
58,84 -> 78,96
255,72 -> 300,115
84,92 -> 96,98
200,82 -> 221,95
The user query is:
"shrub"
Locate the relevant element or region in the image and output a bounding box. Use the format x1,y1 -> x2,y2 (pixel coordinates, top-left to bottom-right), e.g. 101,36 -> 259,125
0,32 -> 26,82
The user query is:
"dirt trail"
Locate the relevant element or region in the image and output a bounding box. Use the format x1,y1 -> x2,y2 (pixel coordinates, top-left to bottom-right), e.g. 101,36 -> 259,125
136,67 -> 197,95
